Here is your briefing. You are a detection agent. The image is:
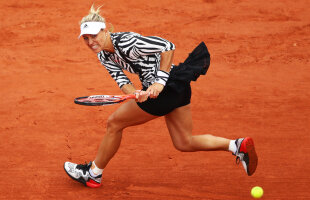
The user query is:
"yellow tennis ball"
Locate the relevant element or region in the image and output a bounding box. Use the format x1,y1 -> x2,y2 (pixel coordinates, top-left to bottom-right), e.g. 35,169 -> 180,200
251,186 -> 264,199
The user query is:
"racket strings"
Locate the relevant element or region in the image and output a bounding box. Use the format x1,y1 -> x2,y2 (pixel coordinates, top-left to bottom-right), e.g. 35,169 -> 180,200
74,94 -> 135,106
89,97 -> 122,102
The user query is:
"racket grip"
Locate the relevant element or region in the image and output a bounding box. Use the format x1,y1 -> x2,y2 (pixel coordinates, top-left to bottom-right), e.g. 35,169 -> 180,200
129,93 -> 138,99
133,90 -> 141,94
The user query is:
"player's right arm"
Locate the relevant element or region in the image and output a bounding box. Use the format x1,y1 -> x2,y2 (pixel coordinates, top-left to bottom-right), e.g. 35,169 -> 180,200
101,60 -> 148,102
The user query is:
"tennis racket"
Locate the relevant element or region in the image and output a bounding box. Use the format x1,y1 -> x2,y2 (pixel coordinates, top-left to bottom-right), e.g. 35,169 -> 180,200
74,94 -> 136,106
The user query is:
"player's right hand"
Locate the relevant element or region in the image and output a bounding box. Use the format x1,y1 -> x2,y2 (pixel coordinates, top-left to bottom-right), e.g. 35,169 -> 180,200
134,90 -> 149,102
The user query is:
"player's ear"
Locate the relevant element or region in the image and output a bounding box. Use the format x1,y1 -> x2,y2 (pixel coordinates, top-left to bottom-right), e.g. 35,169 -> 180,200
107,23 -> 114,32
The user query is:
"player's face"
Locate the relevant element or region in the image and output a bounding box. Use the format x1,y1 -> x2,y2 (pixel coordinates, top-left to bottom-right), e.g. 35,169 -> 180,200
82,30 -> 106,53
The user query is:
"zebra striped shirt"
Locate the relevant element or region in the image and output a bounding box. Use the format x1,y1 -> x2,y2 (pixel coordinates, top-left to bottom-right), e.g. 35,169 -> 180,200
97,32 -> 175,88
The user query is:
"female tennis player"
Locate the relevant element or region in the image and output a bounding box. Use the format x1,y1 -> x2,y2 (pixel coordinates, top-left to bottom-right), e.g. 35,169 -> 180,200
64,5 -> 258,188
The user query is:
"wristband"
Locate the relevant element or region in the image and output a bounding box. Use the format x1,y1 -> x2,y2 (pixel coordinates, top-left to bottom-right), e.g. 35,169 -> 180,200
155,70 -> 169,86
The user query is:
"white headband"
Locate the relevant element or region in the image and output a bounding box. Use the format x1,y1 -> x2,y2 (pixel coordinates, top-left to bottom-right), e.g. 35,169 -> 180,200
79,22 -> 106,38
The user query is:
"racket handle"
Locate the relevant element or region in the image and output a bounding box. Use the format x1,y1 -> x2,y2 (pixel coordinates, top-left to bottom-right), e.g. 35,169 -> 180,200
127,94 -> 137,99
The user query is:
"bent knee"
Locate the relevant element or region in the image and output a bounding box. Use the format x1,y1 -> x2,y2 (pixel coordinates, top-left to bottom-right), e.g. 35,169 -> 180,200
173,140 -> 194,152
106,114 -> 124,133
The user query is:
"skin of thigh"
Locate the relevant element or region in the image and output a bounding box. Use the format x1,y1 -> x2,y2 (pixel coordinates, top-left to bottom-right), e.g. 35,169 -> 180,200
94,99 -> 158,169
164,104 -> 193,150
107,99 -> 159,132
165,104 -> 230,152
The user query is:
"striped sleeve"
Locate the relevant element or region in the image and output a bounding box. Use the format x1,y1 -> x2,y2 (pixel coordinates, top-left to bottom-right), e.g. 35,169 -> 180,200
118,34 -> 175,58
101,60 -> 132,88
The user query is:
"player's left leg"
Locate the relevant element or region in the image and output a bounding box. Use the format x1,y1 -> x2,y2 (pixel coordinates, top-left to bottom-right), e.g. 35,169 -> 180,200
164,104 -> 230,152
164,104 -> 258,176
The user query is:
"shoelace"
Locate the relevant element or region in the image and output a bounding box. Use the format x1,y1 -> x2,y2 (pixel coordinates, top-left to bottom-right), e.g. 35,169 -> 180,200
234,138 -> 242,165
76,162 -> 91,174
236,157 -> 240,164
235,153 -> 245,164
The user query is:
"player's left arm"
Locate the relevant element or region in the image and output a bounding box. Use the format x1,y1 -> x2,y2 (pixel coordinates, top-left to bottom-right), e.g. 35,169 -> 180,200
147,49 -> 174,98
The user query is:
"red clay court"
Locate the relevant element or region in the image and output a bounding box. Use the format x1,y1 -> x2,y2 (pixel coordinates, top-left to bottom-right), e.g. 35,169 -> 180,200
0,0 -> 309,199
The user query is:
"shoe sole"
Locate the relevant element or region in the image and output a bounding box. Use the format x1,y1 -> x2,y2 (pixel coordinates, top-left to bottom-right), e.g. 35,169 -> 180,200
244,137 -> 258,176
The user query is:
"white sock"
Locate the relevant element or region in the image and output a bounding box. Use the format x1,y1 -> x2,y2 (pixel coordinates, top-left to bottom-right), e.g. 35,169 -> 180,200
89,161 -> 103,177
228,140 -> 237,154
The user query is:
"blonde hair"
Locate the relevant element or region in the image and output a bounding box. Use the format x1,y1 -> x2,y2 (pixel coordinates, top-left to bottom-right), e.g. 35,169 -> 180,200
80,4 -> 114,32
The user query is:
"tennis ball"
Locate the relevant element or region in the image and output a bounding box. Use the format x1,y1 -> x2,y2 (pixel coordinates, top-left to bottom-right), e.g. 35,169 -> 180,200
251,186 -> 263,199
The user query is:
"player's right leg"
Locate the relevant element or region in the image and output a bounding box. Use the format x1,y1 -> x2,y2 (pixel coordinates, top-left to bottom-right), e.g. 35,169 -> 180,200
64,99 -> 158,187
93,99 -> 158,169
64,161 -> 102,188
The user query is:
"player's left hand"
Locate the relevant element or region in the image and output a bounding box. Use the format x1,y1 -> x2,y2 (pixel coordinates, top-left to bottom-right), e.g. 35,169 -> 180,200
146,82 -> 164,98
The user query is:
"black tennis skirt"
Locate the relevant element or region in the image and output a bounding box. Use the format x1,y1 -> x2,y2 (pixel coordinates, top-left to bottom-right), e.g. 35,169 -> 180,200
137,42 -> 210,116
